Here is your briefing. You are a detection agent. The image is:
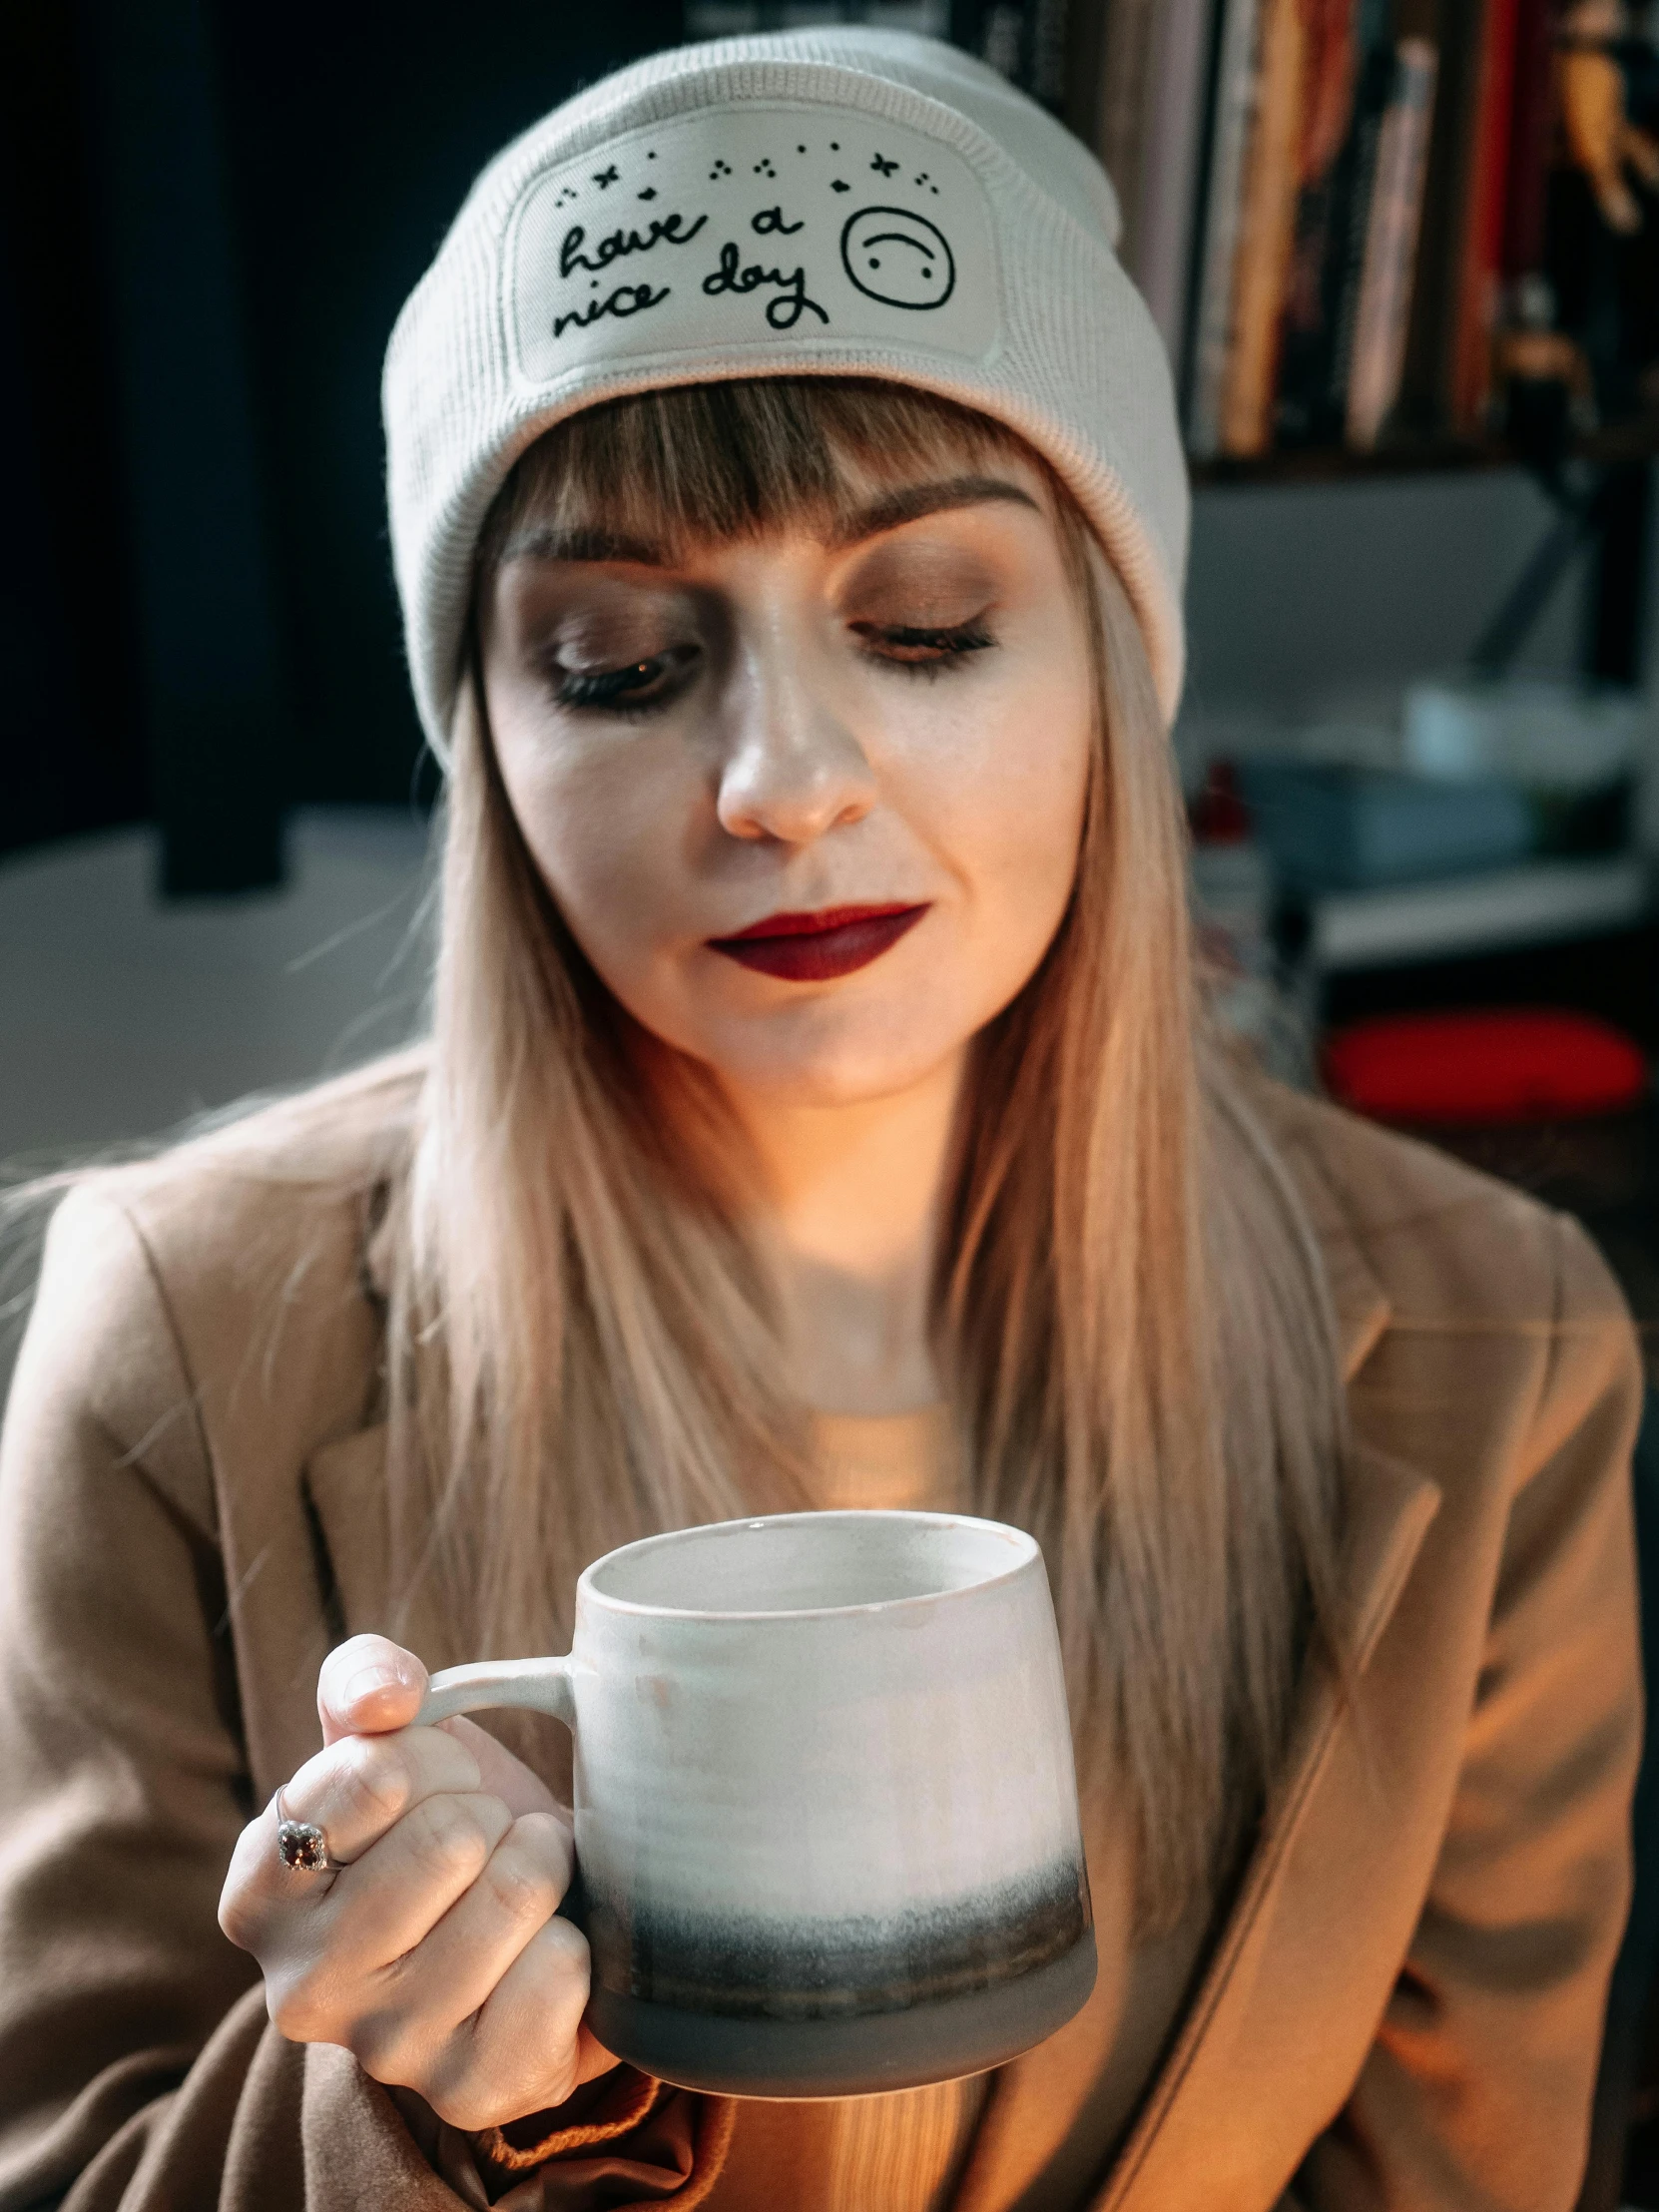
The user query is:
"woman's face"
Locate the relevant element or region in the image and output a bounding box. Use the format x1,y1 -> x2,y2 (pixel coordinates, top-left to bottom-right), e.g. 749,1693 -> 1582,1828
477,442 -> 1093,1108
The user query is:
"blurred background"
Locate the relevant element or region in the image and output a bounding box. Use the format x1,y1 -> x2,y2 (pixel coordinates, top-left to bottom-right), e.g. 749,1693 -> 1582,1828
2,0 -> 1659,2199
4,0 -> 1657,1160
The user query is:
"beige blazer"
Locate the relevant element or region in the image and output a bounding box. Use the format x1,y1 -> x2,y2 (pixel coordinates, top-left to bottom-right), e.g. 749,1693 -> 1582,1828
0,1075 -> 1642,2212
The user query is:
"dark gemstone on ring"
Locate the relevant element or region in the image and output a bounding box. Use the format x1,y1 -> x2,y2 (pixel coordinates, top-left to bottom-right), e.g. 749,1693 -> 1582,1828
276,1820 -> 328,1871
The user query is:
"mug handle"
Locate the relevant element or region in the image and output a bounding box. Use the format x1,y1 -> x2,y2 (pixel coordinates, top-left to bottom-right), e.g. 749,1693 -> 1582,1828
417,1657 -> 577,1729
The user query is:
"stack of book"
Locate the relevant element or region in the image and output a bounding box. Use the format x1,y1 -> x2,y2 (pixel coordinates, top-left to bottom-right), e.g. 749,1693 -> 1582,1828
1007,0 -> 1651,457
685,0 -> 1659,462
1085,0 -> 1590,459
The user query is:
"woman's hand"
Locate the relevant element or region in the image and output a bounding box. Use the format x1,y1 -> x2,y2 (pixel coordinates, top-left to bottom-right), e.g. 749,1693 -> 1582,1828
219,1633 -> 616,2130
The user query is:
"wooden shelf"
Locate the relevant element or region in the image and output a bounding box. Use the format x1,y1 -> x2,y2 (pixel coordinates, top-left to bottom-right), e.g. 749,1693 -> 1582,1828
1188,415 -> 1659,488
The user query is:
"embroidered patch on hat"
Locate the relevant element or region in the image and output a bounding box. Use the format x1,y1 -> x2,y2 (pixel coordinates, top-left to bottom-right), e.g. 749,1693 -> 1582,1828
505,104 -> 1000,387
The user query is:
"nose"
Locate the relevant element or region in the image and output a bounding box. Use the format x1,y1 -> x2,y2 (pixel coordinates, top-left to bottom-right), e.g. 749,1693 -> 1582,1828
715,630 -> 876,846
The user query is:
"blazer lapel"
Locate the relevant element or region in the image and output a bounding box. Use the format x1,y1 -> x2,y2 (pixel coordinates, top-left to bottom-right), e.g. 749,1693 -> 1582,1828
301,1421 -> 407,1650
955,1193 -> 1430,2212
1301,1120 -> 1391,1388
1093,1435 -> 1440,2212
1089,1187 -> 1438,2210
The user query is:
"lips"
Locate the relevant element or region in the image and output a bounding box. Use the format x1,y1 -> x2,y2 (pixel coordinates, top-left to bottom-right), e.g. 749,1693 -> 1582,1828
709,903 -> 928,982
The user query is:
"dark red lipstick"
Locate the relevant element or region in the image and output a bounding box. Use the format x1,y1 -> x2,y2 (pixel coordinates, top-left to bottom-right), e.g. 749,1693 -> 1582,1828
709,902 -> 927,981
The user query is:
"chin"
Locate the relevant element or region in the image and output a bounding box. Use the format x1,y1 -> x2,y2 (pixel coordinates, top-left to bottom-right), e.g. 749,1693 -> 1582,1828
705,1012 -> 966,1109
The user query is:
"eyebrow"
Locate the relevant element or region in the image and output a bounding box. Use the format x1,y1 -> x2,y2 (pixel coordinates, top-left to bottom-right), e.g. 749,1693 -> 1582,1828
825,475 -> 1041,549
497,476 -> 1041,570
498,523 -> 671,567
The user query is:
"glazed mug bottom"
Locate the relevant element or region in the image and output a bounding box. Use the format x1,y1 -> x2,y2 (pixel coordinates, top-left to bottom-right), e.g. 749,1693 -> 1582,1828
586,1932 -> 1098,2098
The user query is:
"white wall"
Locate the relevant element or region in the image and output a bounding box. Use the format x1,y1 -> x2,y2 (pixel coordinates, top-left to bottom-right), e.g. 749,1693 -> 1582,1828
1187,471 -> 1583,709
0,809 -> 433,1165
1176,464 -> 1659,839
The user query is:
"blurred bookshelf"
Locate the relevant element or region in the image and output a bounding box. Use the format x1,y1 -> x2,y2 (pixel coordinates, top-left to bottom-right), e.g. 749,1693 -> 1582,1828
1189,410 -> 1659,485
687,0 -> 1658,544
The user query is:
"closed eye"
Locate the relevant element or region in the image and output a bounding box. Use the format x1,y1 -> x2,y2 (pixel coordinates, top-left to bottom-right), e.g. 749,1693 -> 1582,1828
849,619 -> 996,675
549,642 -> 700,718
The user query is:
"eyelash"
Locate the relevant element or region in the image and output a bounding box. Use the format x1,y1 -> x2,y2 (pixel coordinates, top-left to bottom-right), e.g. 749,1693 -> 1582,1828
550,646 -> 696,720
547,620 -> 997,722
852,620 -> 996,678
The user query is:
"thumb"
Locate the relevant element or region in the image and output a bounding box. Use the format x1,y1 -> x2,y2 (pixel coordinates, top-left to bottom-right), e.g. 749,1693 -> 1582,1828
317,1633 -> 428,1746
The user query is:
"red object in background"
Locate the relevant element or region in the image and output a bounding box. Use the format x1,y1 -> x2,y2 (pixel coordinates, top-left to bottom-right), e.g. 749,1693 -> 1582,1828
1189,759 -> 1252,843
1325,1008 -> 1650,1125
1451,0 -> 1519,432
1502,0 -> 1556,280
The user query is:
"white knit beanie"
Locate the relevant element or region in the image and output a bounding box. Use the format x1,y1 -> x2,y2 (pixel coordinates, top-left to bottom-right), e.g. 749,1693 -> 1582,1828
383,27 -> 1190,764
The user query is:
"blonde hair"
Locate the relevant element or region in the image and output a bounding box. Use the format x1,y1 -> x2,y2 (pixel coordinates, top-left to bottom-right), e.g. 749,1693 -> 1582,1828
377,377 -> 1347,1932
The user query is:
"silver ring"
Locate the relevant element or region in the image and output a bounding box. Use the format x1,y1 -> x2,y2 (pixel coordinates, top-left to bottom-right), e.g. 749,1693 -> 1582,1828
274,1787 -> 349,1876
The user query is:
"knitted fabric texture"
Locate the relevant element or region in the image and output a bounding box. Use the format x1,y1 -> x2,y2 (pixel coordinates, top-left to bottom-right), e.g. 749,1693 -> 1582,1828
382,28 -> 1190,763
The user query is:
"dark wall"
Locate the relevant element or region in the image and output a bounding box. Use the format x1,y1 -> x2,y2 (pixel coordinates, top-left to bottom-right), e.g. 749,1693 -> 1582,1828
1,0 -> 682,889
0,4 -> 148,864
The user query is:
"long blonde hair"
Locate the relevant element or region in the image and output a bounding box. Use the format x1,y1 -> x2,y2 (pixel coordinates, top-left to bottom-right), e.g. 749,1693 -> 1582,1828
377,377 -> 1347,1932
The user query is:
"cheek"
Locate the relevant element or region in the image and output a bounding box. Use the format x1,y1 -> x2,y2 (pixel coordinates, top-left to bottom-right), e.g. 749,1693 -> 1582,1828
490,708 -> 703,972
906,655 -> 1092,949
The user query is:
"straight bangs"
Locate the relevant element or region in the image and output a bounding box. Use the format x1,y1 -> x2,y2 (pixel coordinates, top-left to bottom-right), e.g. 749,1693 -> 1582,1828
475,376 -> 1037,573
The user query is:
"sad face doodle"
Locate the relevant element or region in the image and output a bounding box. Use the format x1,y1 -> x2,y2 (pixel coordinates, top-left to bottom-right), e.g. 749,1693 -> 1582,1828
839,206 -> 955,309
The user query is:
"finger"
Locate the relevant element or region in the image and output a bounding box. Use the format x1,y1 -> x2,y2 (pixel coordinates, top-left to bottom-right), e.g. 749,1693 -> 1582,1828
355,1813 -> 574,2065
436,1716 -> 565,1823
219,1727 -> 485,1955
284,1724 -> 485,1867
319,1787 -> 516,1976
420,1916 -> 598,2131
318,1635 -> 428,1745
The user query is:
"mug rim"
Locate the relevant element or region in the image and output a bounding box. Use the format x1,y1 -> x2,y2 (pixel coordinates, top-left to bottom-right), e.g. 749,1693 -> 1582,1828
576,1508 -> 1041,1624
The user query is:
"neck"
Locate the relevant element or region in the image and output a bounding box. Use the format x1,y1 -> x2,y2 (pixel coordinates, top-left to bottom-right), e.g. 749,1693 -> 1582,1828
724,1051 -> 967,1417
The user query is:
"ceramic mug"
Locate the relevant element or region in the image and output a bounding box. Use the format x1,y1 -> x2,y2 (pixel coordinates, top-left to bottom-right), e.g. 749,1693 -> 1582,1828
417,1508 -> 1095,2098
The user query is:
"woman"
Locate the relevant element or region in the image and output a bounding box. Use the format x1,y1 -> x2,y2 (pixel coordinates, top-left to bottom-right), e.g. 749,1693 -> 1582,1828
0,27 -> 1642,2212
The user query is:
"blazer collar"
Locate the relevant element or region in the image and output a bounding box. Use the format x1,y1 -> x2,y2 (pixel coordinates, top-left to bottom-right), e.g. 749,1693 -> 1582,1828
1287,1102 -> 1393,1385
302,1422 -> 404,1652
1086,1124 -> 1437,2208
957,1121 -> 1435,2212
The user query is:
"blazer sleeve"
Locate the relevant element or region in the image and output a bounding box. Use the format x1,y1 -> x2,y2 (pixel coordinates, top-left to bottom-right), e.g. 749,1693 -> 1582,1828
0,1187 -> 727,2212
1296,1211 -> 1646,2212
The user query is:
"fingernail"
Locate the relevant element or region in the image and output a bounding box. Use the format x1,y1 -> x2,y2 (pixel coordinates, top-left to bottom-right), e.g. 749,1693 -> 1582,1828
343,1664 -> 410,1706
